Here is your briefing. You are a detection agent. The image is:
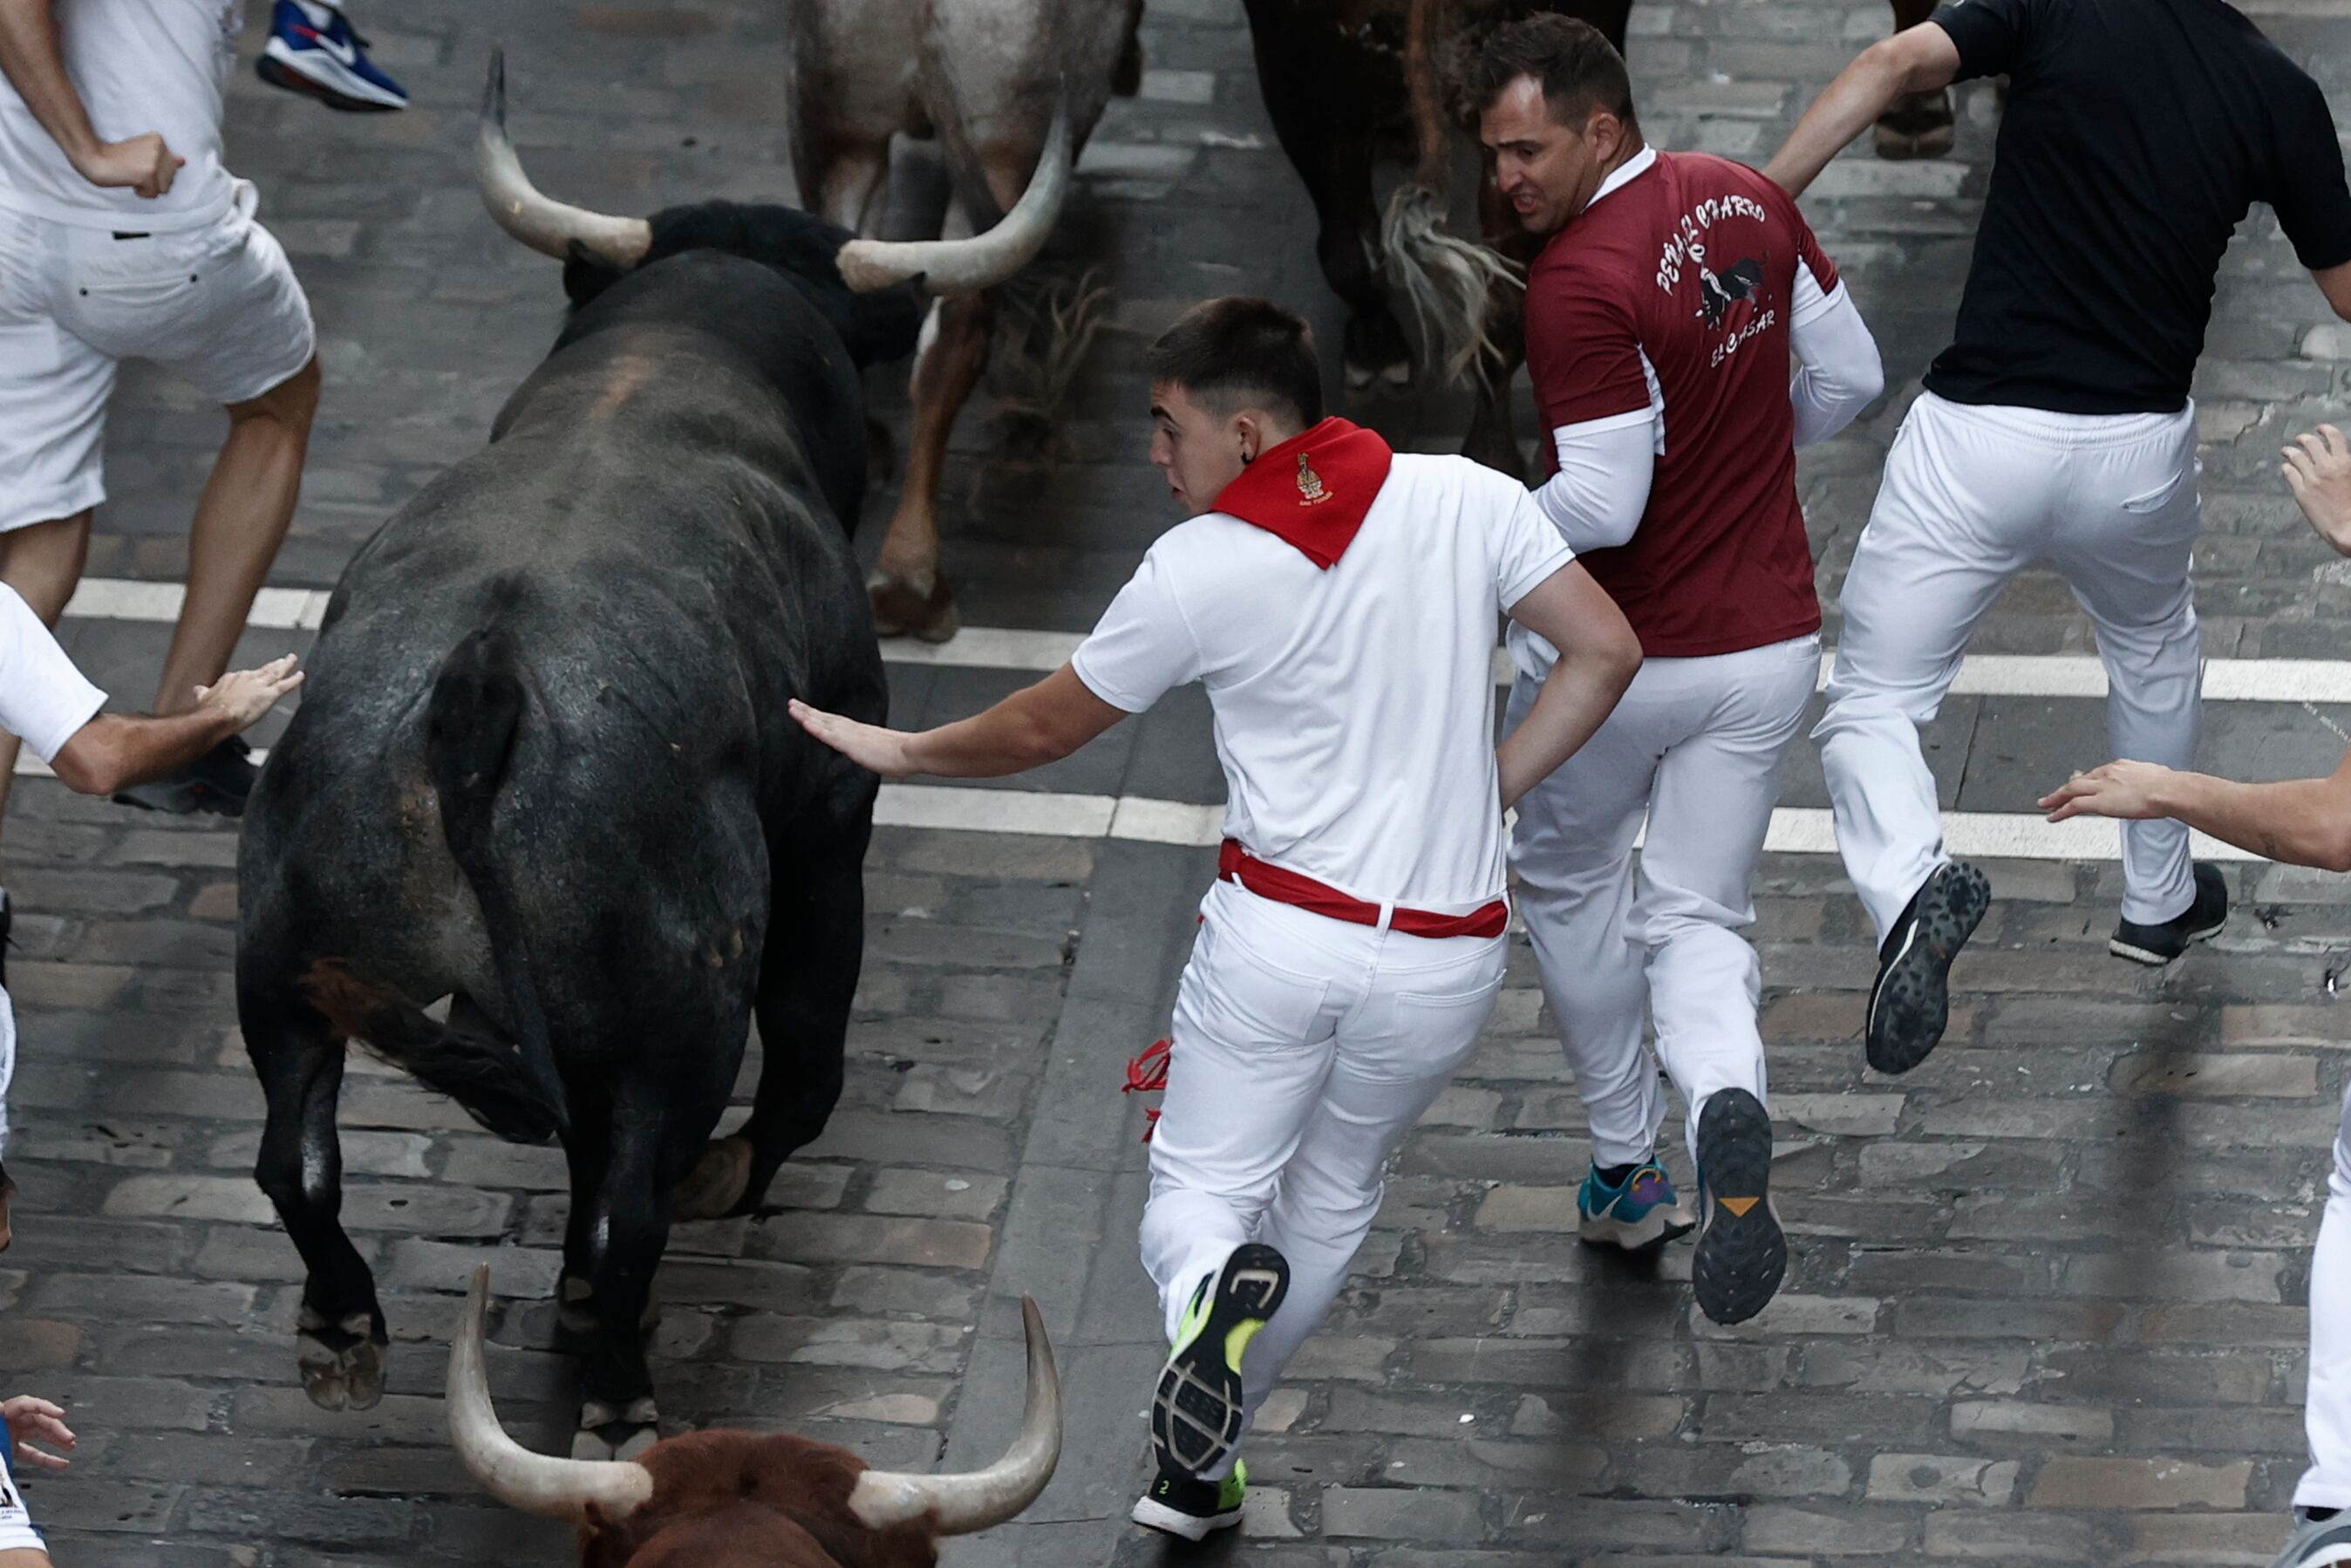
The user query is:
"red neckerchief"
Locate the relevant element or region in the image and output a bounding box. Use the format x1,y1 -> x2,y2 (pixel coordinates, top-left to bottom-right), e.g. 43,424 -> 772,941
1209,417 -> 1394,569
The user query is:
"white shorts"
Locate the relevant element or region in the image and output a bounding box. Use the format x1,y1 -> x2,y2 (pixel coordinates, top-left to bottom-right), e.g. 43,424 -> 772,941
0,180 -> 316,533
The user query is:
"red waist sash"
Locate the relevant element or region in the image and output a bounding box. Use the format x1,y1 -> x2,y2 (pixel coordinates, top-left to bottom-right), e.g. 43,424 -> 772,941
1216,840 -> 1508,939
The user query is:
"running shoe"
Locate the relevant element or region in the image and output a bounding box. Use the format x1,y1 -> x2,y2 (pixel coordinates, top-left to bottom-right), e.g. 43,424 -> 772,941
1864,860 -> 1990,1075
2271,1512 -> 2351,1567
258,0 -> 408,112
1578,1157 -> 1696,1251
1150,1243 -> 1287,1478
112,734 -> 257,817
1691,1088 -> 1785,1326
1130,1456 -> 1247,1541
2109,862 -> 2228,966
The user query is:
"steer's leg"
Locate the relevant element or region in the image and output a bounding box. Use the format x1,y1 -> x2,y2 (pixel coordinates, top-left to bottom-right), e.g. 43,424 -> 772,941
1463,178 -> 1538,479
244,973 -> 385,1411
677,832 -> 869,1222
869,282 -> 996,643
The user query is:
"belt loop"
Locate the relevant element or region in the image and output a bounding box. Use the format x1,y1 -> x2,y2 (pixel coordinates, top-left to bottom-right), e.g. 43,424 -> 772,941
1374,900 -> 1395,934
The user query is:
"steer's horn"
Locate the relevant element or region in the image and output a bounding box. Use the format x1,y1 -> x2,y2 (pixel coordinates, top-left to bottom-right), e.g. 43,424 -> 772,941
835,99 -> 1073,296
446,1265 -> 655,1521
475,49 -> 651,268
848,1295 -> 1062,1534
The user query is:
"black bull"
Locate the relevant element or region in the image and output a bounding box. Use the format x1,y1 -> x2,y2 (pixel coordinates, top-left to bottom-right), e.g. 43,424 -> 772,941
235,210 -> 922,1458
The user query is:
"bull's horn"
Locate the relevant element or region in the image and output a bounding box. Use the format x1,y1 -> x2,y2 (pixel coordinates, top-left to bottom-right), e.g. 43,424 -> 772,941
446,1265 -> 656,1522
475,49 -> 651,268
835,100 -> 1073,296
848,1296 -> 1062,1534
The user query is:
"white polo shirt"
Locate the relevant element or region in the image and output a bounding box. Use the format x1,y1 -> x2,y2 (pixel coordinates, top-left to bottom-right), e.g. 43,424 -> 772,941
0,583 -> 106,762
1072,453 -> 1571,910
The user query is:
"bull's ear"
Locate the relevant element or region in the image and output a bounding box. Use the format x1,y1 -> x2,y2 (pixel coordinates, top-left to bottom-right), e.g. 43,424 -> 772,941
562,238 -> 628,309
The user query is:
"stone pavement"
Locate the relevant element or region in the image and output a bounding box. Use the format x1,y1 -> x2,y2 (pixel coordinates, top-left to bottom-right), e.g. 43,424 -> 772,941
9,0 -> 2351,1562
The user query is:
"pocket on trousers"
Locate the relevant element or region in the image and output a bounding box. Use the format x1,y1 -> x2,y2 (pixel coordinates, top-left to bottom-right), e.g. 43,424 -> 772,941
2119,457 -> 2197,515
1193,922 -> 1333,1046
57,240 -> 206,351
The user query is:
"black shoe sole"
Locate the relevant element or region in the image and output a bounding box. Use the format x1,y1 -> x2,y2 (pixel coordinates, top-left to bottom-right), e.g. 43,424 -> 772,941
1691,1089 -> 1785,1326
111,779 -> 245,818
2109,869 -> 2230,967
1151,1244 -> 1288,1477
256,54 -> 404,112
1864,862 -> 1989,1076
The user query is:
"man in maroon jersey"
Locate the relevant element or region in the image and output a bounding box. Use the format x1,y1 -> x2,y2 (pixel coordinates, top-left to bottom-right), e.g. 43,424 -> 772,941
1475,14 -> 1884,1325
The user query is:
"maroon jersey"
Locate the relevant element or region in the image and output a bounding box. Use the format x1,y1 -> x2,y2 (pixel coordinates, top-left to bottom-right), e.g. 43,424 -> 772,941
1525,149 -> 1833,658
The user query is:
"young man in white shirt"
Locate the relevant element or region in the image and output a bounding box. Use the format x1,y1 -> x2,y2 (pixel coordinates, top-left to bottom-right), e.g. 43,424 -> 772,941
2039,424 -> 2351,1568
792,297 -> 1642,1539
0,0 -> 322,833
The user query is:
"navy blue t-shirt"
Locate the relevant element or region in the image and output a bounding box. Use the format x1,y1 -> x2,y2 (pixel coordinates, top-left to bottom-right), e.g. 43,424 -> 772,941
1925,0 -> 2351,413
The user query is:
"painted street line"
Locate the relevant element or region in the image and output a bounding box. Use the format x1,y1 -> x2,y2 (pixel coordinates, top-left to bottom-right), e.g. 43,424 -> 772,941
53,576 -> 2351,703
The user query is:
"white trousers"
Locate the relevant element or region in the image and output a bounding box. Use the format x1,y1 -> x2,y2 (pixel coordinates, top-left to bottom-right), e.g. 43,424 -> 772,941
1505,629 -> 1820,1171
2300,1081 -> 2351,1510
1140,879 -> 1503,1468
1819,392 -> 2203,939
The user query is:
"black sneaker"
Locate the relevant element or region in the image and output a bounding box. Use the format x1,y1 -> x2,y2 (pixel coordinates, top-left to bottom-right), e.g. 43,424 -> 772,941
1130,1456 -> 1247,1541
1150,1243 -> 1287,1479
1690,1088 -> 1786,1326
112,735 -> 258,817
2109,862 -> 2228,966
1864,860 -> 1991,1075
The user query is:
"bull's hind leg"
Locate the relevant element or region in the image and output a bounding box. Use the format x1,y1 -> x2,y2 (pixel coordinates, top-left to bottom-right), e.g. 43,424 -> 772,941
869,285 -> 995,642
242,968 -> 385,1410
676,834 -> 868,1221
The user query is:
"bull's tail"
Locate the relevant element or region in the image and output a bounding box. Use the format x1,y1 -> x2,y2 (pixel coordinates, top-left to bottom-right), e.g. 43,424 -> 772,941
1380,0 -> 1522,388
421,627 -> 569,1142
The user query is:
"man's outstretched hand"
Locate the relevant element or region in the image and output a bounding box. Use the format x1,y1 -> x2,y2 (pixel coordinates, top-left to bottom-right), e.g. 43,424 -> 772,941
2,1397 -> 73,1472
194,654 -> 304,731
2039,760 -> 2176,822
789,698 -> 917,779
2284,424 -> 2351,556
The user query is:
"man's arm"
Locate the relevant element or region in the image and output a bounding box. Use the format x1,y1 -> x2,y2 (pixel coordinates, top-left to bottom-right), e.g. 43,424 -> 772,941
789,665 -> 1127,781
1763,24 -> 1963,196
1789,281 -> 1884,447
2315,261 -> 2351,325
1496,562 -> 1642,810
2040,749 -> 2351,873
48,658 -> 303,795
1532,417 -> 1654,552
2283,423 -> 2351,554
0,0 -> 181,194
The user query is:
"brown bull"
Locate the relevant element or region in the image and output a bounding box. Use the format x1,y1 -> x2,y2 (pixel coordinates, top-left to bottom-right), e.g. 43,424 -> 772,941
446,1266 -> 1061,1565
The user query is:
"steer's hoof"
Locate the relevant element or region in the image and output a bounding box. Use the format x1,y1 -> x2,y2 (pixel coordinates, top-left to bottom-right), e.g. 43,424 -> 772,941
297,1306 -> 387,1412
575,1398 -> 661,1462
1344,356 -> 1413,394
674,1135 -> 753,1221
869,567 -> 958,644
1873,91 -> 1956,160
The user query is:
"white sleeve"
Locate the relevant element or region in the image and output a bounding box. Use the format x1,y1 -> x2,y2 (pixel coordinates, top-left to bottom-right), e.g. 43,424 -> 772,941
1491,481 -> 1576,612
1789,275 -> 1885,449
1531,408 -> 1656,552
0,584 -> 105,763
1067,549 -> 1204,715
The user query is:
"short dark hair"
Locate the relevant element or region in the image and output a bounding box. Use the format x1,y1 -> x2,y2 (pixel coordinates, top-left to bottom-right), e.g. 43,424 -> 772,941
1146,297 -> 1324,429
1469,14 -> 1637,132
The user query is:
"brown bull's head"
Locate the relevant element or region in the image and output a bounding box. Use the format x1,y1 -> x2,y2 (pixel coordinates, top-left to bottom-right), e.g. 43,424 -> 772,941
446,1266 -> 1061,1566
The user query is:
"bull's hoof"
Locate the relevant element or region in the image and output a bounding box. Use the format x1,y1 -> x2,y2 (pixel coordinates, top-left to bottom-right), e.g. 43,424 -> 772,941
673,1135 -> 753,1221
575,1397 -> 661,1462
1873,90 -> 1956,160
297,1306 -> 387,1412
1344,357 -> 1414,394
869,568 -> 958,643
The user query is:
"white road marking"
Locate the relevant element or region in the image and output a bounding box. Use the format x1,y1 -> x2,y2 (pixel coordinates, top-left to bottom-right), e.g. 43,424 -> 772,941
54,577 -> 2351,702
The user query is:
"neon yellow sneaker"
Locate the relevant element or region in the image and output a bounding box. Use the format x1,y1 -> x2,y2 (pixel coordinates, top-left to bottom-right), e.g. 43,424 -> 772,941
1131,1456 -> 1247,1540
1149,1243 -> 1288,1477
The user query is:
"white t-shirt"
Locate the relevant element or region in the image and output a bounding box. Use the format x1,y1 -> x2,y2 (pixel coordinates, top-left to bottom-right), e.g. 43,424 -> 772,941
0,583 -> 106,762
0,0 -> 240,229
1073,453 -> 1572,910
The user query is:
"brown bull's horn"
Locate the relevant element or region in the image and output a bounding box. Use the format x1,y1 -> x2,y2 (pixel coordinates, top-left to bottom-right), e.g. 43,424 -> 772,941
835,100 -> 1073,296
446,1264 -> 656,1521
475,48 -> 651,268
848,1295 -> 1062,1534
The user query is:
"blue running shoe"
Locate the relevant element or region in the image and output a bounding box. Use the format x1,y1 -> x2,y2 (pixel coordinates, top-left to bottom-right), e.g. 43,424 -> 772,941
258,0 -> 408,112
1577,1158 -> 1695,1251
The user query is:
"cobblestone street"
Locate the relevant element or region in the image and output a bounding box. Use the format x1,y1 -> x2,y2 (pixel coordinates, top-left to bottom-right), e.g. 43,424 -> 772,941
10,0 -> 2351,1561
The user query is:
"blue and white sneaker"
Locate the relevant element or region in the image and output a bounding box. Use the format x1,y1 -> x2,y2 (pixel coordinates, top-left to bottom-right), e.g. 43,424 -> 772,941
258,0 -> 408,112
1577,1158 -> 1695,1251
2273,1511 -> 2351,1566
